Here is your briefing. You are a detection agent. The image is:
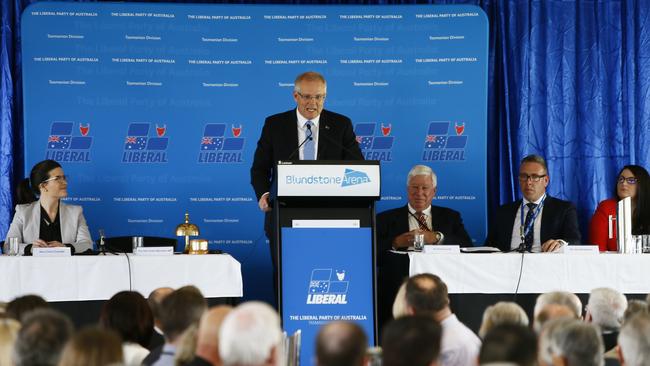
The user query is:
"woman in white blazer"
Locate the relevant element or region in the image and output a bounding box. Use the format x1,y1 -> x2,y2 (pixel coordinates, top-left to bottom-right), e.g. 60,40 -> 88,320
5,159 -> 92,255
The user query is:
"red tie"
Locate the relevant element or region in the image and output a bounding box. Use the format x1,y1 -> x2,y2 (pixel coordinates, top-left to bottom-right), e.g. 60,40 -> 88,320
415,212 -> 431,232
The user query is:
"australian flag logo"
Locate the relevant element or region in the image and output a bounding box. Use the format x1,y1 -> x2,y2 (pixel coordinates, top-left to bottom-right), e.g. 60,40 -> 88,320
306,268 -> 349,305
45,121 -> 92,162
422,121 -> 468,162
122,123 -> 169,163
354,122 -> 394,162
198,123 -> 245,163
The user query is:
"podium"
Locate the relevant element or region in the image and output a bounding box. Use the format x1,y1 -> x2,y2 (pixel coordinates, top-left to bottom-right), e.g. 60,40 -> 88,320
275,160 -> 380,365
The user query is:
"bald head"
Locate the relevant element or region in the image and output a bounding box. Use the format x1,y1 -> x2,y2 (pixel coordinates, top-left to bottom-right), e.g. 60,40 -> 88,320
195,306 -> 233,365
405,274 -> 449,315
148,287 -> 173,323
316,321 -> 367,366
534,304 -> 577,333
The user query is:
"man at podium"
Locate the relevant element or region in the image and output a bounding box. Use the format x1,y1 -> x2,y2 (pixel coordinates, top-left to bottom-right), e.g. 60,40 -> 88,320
250,71 -> 363,290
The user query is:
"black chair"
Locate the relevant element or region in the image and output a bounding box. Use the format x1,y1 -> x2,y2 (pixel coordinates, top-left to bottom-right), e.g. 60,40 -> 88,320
103,236 -> 177,253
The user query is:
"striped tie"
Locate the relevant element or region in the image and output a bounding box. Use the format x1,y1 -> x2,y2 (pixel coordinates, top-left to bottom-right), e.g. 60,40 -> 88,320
415,212 -> 431,232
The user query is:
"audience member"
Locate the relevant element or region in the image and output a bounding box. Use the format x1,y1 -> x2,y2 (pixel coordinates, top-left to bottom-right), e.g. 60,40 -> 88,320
391,281 -> 407,319
143,286 -> 207,366
534,291 -> 582,319
219,302 -> 282,366
538,318 -> 604,366
187,305 -> 233,366
617,313 -> 650,366
316,321 -> 368,366
478,301 -> 529,339
174,323 -> 199,366
6,294 -> 48,322
382,315 -> 442,366
404,273 -> 481,366
148,287 -> 174,350
534,303 -> 576,333
100,290 -> 154,366
12,308 -> 73,366
478,323 -> 537,366
57,326 -> 123,366
585,287 -> 628,351
0,318 -> 20,366
623,300 -> 648,324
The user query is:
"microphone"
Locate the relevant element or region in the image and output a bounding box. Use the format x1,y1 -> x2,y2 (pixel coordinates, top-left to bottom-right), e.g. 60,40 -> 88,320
287,123 -> 314,160
318,122 -> 363,160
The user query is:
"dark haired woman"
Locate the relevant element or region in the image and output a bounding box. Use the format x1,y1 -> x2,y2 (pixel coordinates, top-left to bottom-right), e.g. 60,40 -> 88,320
589,165 -> 650,251
5,159 -> 92,255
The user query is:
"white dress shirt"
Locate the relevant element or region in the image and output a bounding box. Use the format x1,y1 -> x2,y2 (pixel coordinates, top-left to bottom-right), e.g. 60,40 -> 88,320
439,313 -> 482,366
509,194 -> 545,252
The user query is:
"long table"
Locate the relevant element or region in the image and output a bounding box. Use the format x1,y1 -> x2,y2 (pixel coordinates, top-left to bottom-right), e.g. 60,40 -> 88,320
408,252 -> 650,294
0,254 -> 243,302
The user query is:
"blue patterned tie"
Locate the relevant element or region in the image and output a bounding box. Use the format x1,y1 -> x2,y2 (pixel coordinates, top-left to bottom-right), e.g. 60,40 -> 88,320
524,203 -> 537,251
303,121 -> 315,160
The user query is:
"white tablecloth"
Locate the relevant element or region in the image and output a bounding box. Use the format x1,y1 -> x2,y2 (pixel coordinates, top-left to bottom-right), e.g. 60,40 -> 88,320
408,252 -> 650,294
0,254 -> 243,301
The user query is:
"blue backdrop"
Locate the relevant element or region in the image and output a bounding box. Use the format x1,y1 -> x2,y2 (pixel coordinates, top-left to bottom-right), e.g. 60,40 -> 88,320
3,0 -> 650,304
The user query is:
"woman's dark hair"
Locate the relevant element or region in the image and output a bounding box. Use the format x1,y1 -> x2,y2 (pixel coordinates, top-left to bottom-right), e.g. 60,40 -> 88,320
16,159 -> 62,204
614,165 -> 650,234
99,291 -> 153,347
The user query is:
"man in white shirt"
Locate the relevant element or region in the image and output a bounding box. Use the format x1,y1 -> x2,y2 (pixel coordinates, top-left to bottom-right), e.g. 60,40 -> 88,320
404,273 -> 481,366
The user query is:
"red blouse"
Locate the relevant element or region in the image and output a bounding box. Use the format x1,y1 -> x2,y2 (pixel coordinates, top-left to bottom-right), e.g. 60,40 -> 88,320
588,198 -> 618,252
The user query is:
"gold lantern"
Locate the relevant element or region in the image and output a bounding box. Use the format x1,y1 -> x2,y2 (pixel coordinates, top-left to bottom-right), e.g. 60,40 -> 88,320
175,212 -> 199,254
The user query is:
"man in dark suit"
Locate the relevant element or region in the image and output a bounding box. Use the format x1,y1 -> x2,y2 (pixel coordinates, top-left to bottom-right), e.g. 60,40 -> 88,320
485,154 -> 581,252
250,71 -> 363,295
376,164 -> 472,260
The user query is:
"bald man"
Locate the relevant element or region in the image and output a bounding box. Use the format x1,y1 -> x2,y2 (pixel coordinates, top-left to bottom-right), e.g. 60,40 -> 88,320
316,321 -> 368,366
187,305 -> 233,366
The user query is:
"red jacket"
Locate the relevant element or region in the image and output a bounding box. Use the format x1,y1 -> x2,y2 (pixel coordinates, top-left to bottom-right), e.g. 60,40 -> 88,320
589,198 -> 618,251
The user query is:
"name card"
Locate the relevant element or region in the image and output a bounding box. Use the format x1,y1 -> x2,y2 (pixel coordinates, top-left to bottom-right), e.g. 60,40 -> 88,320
423,245 -> 461,254
561,245 -> 599,255
32,247 -> 71,257
135,247 -> 174,256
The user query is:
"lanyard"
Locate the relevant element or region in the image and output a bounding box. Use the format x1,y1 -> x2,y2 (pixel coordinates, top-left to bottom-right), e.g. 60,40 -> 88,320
519,194 -> 546,242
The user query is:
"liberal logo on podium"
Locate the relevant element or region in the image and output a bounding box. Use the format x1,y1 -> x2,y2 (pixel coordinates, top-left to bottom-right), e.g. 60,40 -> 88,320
45,122 -> 93,163
198,123 -> 245,164
354,122 -> 394,162
422,121 -> 468,162
307,268 -> 349,305
122,123 -> 169,163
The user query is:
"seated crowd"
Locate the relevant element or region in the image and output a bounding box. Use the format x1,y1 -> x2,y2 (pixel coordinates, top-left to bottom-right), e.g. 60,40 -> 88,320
1,275 -> 649,366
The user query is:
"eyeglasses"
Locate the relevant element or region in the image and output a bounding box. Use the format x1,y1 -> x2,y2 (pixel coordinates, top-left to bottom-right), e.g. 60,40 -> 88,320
518,174 -> 546,182
42,175 -> 68,184
296,92 -> 326,102
617,176 -> 638,184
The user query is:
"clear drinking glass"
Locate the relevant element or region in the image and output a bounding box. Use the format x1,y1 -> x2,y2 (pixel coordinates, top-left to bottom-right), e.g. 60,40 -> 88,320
414,233 -> 425,251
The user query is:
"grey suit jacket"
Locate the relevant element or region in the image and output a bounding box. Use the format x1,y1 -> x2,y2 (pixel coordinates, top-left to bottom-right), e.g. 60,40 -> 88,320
6,201 -> 93,254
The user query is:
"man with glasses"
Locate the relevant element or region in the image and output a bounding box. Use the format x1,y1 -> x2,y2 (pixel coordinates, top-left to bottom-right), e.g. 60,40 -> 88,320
485,154 -> 581,252
250,71 -> 363,299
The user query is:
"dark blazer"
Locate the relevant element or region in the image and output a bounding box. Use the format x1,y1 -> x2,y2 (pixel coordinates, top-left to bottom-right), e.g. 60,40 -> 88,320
485,195 -> 582,252
250,109 -> 363,201
376,205 -> 473,264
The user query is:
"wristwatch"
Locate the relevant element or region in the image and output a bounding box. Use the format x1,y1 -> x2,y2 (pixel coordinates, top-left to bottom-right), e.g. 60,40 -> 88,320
434,231 -> 442,244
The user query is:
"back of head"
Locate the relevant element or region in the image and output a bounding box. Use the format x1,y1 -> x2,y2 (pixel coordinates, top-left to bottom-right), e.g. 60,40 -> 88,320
16,160 -> 62,204
0,318 -> 21,366
534,291 -> 582,319
13,308 -> 73,366
623,299 -> 649,325
219,302 -> 282,366
6,294 -> 48,322
316,321 -> 367,366
99,290 -> 154,347
479,301 -> 529,338
392,282 -> 408,319
57,327 -> 123,366
618,313 -> 650,366
534,304 -> 575,334
381,315 -> 442,366
405,273 -> 449,315
478,323 -> 537,366
160,286 -> 207,343
586,287 -> 627,331
539,318 -> 603,366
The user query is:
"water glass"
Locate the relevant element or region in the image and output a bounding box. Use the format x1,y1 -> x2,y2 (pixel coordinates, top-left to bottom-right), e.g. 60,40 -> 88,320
132,236 -> 144,252
5,237 -> 19,256
414,233 -> 425,251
